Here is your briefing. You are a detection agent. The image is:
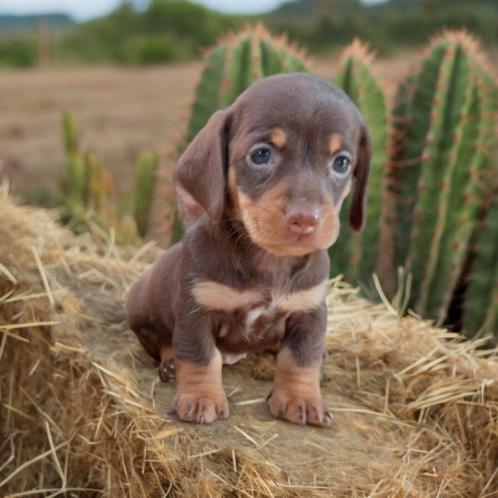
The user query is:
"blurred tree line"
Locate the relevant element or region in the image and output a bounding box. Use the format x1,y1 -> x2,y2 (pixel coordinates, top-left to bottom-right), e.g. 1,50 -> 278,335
0,0 -> 497,68
272,0 -> 498,54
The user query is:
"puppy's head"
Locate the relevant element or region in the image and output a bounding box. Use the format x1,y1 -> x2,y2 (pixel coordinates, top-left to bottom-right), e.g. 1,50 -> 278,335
175,73 -> 371,256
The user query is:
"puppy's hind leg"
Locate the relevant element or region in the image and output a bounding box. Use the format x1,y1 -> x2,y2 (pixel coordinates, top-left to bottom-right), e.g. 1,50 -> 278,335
158,344 -> 175,382
127,276 -> 175,381
132,325 -> 175,382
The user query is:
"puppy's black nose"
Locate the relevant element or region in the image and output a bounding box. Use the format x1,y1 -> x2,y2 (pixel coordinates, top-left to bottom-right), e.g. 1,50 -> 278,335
287,207 -> 320,235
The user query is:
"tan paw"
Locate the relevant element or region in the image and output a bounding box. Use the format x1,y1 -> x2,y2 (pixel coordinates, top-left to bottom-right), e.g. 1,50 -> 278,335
267,390 -> 332,427
172,392 -> 229,424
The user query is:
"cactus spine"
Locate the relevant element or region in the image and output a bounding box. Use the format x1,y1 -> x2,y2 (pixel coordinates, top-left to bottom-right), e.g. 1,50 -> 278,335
185,24 -> 307,144
388,32 -> 498,322
331,40 -> 388,287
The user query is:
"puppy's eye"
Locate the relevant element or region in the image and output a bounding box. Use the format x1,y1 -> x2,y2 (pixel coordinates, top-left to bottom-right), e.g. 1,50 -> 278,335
249,146 -> 272,166
331,154 -> 351,175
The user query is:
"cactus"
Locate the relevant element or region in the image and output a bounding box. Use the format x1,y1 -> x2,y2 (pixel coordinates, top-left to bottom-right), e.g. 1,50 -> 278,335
388,42 -> 447,270
387,31 -> 498,322
331,40 -> 388,288
64,152 -> 87,219
62,110 -> 84,218
62,110 -> 78,156
86,153 -> 109,215
61,111 -> 109,224
420,71 -> 498,321
464,201 -> 498,337
185,24 -> 307,144
132,152 -> 160,238
61,110 -> 161,243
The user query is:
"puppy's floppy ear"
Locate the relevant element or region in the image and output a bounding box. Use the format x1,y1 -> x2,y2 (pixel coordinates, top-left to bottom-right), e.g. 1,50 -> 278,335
175,109 -> 231,223
349,123 -> 371,231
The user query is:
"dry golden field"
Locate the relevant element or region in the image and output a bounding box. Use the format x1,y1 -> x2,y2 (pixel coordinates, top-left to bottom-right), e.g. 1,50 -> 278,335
0,62 -> 200,201
0,52 -> 422,205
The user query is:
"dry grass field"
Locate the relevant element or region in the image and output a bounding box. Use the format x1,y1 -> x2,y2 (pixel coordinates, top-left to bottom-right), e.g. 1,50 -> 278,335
0,62 -> 201,202
0,52 -> 419,205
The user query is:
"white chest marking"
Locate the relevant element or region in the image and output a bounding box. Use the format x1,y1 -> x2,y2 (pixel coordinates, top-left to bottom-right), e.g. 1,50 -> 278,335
191,280 -> 261,312
191,279 -> 329,314
277,280 -> 329,313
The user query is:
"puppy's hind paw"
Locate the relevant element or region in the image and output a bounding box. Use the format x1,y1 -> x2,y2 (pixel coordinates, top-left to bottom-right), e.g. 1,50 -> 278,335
158,358 -> 175,383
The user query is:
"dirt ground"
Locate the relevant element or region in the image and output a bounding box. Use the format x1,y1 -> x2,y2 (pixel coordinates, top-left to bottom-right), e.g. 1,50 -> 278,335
0,50 -> 439,204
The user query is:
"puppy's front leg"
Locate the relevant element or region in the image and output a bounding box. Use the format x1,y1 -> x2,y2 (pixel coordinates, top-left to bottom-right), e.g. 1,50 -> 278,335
172,313 -> 229,424
267,303 -> 332,427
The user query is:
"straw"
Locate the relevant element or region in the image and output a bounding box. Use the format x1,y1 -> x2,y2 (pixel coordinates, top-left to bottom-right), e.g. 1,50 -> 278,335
1,188 -> 497,497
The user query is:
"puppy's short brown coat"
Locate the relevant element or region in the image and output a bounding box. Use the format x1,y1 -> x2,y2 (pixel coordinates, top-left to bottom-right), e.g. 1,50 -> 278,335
127,73 -> 371,426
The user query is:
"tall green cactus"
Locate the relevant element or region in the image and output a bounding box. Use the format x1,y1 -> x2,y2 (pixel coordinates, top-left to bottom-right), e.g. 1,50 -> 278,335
331,40 -> 388,288
62,110 -> 83,217
62,111 -> 107,220
388,43 -> 447,270
185,24 -> 307,144
388,31 -> 498,322
63,110 -> 78,156
133,152 -> 160,238
464,201 -> 498,337
64,153 -> 86,218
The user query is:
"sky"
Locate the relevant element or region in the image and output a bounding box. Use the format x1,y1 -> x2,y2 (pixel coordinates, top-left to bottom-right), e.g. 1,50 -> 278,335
0,0 -> 385,21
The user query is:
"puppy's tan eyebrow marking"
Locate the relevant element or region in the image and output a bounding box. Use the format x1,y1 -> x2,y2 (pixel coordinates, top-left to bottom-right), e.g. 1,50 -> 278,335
270,128 -> 287,149
192,280 -> 262,312
329,133 -> 343,154
278,280 -> 329,313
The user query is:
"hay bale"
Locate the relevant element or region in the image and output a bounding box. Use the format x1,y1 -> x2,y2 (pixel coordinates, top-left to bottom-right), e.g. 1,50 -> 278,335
1,186 -> 497,497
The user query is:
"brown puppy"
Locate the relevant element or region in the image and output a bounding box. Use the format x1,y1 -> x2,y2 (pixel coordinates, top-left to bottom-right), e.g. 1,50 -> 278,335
127,73 -> 371,426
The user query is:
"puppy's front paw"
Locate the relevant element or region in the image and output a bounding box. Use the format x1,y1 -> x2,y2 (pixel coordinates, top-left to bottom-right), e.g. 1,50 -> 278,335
172,392 -> 229,424
267,390 -> 332,427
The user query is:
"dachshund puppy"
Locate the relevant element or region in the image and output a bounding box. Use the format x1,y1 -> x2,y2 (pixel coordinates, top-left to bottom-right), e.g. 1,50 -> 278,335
127,73 -> 371,426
